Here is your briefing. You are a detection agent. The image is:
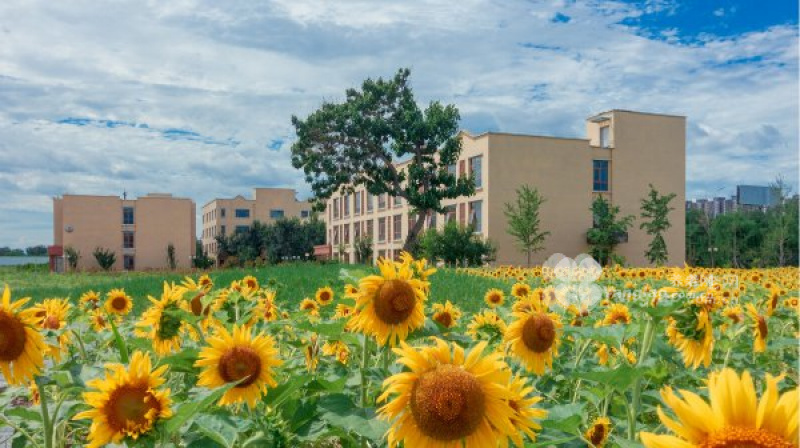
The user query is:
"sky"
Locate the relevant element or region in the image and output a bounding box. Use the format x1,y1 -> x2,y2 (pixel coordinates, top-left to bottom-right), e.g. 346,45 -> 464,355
0,0 -> 797,247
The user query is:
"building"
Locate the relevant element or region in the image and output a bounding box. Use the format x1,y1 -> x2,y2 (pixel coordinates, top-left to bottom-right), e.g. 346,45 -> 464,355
201,188 -> 311,261
321,110 -> 686,266
686,184 -> 778,217
51,193 -> 196,271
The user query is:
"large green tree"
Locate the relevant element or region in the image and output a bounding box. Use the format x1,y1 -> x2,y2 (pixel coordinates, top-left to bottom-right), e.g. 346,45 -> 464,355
503,185 -> 549,266
587,196 -> 634,266
291,68 -> 475,251
639,184 -> 676,266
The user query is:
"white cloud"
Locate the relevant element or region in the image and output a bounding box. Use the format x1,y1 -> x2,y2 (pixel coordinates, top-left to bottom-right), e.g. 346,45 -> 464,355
0,0 -> 796,246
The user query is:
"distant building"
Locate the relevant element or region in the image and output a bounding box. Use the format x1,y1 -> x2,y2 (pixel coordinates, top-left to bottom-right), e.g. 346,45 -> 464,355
686,184 -> 777,217
51,193 -> 196,272
201,188 -> 311,262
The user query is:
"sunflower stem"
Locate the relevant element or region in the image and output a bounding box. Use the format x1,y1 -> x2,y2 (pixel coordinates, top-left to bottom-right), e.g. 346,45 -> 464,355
360,334 -> 371,408
629,317 -> 656,440
571,339 -> 593,403
71,329 -> 89,362
0,415 -> 42,448
36,376 -> 53,448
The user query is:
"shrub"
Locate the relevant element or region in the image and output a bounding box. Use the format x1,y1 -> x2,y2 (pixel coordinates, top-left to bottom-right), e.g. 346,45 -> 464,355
166,243 -> 177,270
353,235 -> 373,264
65,246 -> 80,271
418,221 -> 496,267
92,247 -> 116,271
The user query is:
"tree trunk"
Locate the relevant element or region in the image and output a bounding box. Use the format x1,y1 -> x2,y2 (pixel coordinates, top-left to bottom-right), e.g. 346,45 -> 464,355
526,250 -> 531,267
402,211 -> 429,253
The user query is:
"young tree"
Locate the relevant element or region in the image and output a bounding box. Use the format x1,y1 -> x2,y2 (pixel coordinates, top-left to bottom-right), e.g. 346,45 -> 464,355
503,185 -> 549,266
166,243 -> 177,270
291,68 -> 475,251
587,196 -> 634,266
765,175 -> 792,266
639,184 -> 676,266
92,247 -> 116,271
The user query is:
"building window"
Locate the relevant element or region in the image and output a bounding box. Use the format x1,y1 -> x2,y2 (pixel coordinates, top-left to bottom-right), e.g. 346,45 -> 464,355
593,160 -> 610,192
343,194 -> 350,217
235,225 -> 249,233
447,163 -> 457,177
220,208 -> 226,218
344,224 -> 350,244
354,193 -> 362,215
469,156 -> 483,188
378,217 -> 387,242
427,211 -> 437,229
270,209 -> 285,219
445,205 -> 457,223
122,207 -> 134,225
394,196 -> 403,208
366,194 -> 373,212
221,225 -> 226,236
235,208 -> 250,218
333,226 -> 340,245
600,126 -> 610,148
469,200 -> 483,233
393,214 -> 402,241
123,255 -> 134,270
333,198 -> 340,219
123,231 -> 135,249
301,210 -> 310,218
366,220 -> 374,237
378,194 -> 387,210
378,249 -> 386,260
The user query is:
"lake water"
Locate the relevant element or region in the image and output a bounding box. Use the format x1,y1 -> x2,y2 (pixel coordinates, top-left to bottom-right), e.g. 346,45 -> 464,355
0,256 -> 48,266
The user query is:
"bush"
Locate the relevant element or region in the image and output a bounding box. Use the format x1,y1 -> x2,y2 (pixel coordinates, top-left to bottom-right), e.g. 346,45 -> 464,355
166,243 -> 177,270
353,236 -> 373,264
92,247 -> 116,271
418,221 -> 496,267
65,246 -> 80,271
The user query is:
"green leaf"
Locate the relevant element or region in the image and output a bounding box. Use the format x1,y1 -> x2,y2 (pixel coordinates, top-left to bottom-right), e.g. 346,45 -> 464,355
318,393 -> 388,442
5,407 -> 42,423
573,364 -> 645,392
263,374 -> 311,408
642,301 -> 682,318
540,403 -> 584,433
107,314 -> 129,363
157,349 -> 200,374
192,414 -> 239,448
164,384 -> 238,434
295,320 -> 346,337
564,325 -> 627,347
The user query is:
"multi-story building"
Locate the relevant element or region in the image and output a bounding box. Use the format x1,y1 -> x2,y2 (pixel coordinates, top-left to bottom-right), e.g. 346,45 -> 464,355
201,188 -> 312,261
321,110 -> 686,266
51,193 -> 196,271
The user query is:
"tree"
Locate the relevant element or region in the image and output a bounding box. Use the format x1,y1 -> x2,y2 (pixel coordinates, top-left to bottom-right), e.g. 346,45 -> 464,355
92,247 -> 116,271
25,245 -> 47,256
353,235 -> 374,264
765,175 -> 792,266
587,196 -> 634,266
639,184 -> 676,266
503,185 -> 549,266
418,221 -> 496,267
65,246 -> 80,271
291,68 -> 475,251
166,243 -> 177,270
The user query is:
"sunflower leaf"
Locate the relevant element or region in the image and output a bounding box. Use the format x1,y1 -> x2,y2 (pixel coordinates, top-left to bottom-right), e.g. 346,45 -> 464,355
164,384 -> 238,434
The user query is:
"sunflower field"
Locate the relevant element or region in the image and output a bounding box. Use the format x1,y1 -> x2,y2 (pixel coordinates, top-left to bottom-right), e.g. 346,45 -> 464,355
0,254 -> 797,448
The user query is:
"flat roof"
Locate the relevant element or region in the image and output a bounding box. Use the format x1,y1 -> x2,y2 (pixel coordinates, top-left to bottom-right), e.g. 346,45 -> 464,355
588,109 -> 687,120
461,130 -> 588,142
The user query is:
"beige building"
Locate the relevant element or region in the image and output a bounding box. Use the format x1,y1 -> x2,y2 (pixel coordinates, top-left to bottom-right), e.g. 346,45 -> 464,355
51,193 -> 196,271
201,188 -> 311,260
322,110 -> 685,266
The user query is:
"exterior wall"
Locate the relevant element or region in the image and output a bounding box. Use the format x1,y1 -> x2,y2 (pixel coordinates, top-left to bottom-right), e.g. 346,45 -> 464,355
53,194 -> 195,271
323,110 -> 686,267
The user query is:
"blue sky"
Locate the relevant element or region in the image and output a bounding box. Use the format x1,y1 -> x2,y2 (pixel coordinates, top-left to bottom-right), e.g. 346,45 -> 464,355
0,0 -> 797,247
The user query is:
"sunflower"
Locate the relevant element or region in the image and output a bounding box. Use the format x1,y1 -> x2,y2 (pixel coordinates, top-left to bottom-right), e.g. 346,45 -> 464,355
322,340 -> 350,365
596,343 -> 610,365
334,303 -> 356,320
304,333 -> 320,372
0,286 -> 45,386
80,290 -> 101,309
505,300 -> 562,375
90,309 -> 108,332
195,324 -> 282,409
640,368 -> 798,448
135,283 -> 188,355
467,310 -> 507,340
746,304 -> 769,353
378,338 -> 518,447
601,303 -> 631,326
723,305 -> 743,324
348,258 -> 428,346
506,374 -> 547,446
431,300 -> 462,329
344,283 -> 359,299
484,289 -> 505,308
511,283 -> 531,299
73,351 -> 172,448
299,298 -> 320,318
665,310 -> 714,369
30,298 -> 71,362
584,417 -> 611,447
105,288 -> 133,315
315,286 -> 334,306
29,380 -> 40,405
241,275 -> 259,292
251,293 -> 279,324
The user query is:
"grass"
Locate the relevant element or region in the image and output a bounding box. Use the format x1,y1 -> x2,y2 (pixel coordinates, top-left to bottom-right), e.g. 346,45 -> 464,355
0,262 -> 511,314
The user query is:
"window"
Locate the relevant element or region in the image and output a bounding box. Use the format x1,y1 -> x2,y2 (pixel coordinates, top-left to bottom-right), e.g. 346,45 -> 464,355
378,217 -> 387,242
354,193 -> 362,215
333,198 -> 340,219
123,231 -> 135,249
333,226 -> 340,245
301,210 -> 310,218
366,194 -> 373,212
344,224 -> 350,244
221,225 -> 226,236
354,221 -> 362,239
235,225 -> 249,233
393,214 -> 402,241
123,255 -> 135,271
270,209 -> 285,219
221,208 -> 226,218
378,249 -> 386,260
378,194 -> 387,210
447,163 -> 457,177
394,196 -> 403,208
445,205 -> 457,223
593,160 -> 610,192
343,194 -> 350,217
366,220 -> 374,237
469,200 -> 483,233
235,209 -> 250,218
600,126 -> 610,148
427,211 -> 437,229
123,207 -> 134,225
469,156 -> 483,188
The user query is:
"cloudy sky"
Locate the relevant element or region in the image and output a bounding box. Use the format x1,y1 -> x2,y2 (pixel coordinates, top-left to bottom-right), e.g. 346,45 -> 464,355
0,0 -> 797,247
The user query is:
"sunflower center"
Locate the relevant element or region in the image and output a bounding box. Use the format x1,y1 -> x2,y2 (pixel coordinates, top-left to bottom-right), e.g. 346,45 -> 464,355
610,313 -> 629,325
489,294 -> 501,303
42,315 -> 61,330
156,305 -> 183,341
435,312 -> 453,328
111,296 -> 128,311
190,293 -> 205,316
0,311 -> 27,361
701,426 -> 794,448
521,313 -> 556,353
319,291 -> 331,302
374,279 -> 416,325
410,364 -> 486,441
589,424 -> 607,446
105,385 -> 161,431
218,346 -> 262,388
757,317 -> 768,338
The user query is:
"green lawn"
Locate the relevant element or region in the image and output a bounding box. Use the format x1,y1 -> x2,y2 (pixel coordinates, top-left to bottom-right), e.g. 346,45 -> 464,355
0,262 -> 511,314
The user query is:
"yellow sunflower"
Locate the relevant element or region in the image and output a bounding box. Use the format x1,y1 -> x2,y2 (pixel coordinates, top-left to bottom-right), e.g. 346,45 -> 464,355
334,303 -> 356,320
105,288 -> 133,316
80,290 -> 101,309
315,286 -> 334,306
746,304 -> 769,353
322,340 -> 350,365
485,288 -> 506,308
135,283 -> 188,355
30,298 -> 71,362
601,303 -> 632,326
73,351 -> 172,448
348,258 -> 427,346
467,310 -> 507,340
641,368 -> 798,448
195,324 -> 282,409
0,286 -> 46,385
378,338 -> 518,447
511,282 -> 531,299
506,374 -> 547,446
431,300 -> 462,329
250,292 -> 279,324
304,333 -> 320,372
665,310 -> 714,369
90,309 -> 108,332
344,283 -> 359,299
505,301 -> 562,375
241,275 -> 259,292
585,417 -> 611,447
299,298 -> 320,318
